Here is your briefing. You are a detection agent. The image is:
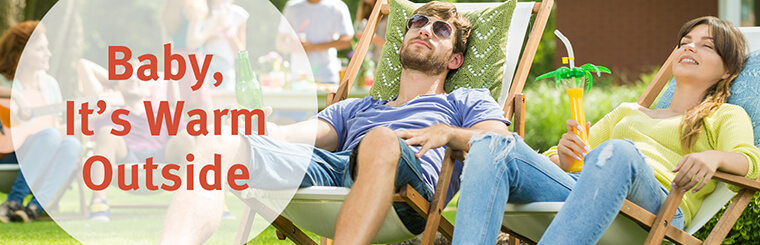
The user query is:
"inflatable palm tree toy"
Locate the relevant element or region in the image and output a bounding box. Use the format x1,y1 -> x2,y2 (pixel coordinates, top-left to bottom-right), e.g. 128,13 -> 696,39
536,30 -> 611,172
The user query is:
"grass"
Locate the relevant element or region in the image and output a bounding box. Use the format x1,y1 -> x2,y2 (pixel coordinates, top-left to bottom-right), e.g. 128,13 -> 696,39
0,190 -> 323,244
1,189 -> 460,244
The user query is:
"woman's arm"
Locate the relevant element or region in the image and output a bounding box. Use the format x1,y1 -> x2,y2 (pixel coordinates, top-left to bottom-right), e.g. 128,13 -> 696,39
671,150 -> 749,193
77,59 -> 106,97
183,2 -> 218,51
228,22 -> 246,54
0,86 -> 11,98
671,105 -> 759,192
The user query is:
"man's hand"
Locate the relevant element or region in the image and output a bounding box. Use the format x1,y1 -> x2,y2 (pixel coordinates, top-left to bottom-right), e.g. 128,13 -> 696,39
557,119 -> 590,171
395,124 -> 452,158
671,151 -> 721,193
300,40 -> 315,53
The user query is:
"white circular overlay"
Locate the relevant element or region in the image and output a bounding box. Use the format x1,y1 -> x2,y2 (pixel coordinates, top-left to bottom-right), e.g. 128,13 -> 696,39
8,0 -> 318,243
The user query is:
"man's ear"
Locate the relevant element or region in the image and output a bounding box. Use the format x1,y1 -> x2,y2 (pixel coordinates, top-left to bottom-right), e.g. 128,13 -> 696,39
447,52 -> 464,70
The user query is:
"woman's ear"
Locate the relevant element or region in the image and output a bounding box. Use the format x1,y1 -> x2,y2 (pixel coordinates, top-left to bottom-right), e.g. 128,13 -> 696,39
447,52 -> 464,70
721,71 -> 731,80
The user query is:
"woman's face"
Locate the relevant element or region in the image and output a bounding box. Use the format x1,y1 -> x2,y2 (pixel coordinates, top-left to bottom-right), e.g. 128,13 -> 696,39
20,33 -> 51,72
672,24 -> 730,85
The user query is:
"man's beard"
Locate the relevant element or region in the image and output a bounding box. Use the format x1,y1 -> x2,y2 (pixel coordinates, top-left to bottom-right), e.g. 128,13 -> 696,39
399,41 -> 449,76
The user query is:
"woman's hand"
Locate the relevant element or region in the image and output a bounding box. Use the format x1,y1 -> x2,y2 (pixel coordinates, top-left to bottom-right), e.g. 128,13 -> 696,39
671,152 -> 721,193
557,119 -> 589,171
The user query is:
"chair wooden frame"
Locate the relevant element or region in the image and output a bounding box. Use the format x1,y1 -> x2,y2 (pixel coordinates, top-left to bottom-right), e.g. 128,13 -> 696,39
503,34 -> 760,245
234,0 -> 554,244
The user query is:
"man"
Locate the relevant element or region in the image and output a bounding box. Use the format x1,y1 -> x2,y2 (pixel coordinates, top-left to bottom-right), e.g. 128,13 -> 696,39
160,2 -> 511,244
276,0 -> 354,84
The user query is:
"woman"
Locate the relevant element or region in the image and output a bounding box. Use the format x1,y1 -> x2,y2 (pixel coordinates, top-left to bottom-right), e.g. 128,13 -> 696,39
161,0 -> 216,111
0,21 -> 81,223
203,0 -> 248,91
451,16 -> 759,244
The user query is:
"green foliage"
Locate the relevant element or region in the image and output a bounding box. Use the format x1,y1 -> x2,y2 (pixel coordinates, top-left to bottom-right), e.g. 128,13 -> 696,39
23,0 -> 57,21
520,75 -> 649,152
693,192 -> 760,244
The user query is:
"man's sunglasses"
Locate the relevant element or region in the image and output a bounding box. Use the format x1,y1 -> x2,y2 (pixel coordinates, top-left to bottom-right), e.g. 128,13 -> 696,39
406,14 -> 453,40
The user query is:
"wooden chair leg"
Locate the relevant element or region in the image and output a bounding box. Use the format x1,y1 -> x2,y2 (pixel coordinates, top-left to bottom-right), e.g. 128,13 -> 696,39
234,205 -> 255,245
79,173 -> 88,218
501,226 -> 535,244
232,192 -> 317,245
271,215 -> 317,245
644,186 -> 685,244
420,149 -> 455,244
509,236 -> 520,245
320,237 -> 333,245
704,189 -> 756,244
513,93 -> 526,137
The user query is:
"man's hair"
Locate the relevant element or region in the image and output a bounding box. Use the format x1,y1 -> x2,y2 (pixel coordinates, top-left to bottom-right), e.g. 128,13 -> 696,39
412,1 -> 471,54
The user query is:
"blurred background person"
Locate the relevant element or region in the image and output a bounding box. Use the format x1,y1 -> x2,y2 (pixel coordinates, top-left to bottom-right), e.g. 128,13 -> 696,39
276,0 -> 354,85
0,21 -> 80,223
161,0 -> 218,112
203,0 -> 249,91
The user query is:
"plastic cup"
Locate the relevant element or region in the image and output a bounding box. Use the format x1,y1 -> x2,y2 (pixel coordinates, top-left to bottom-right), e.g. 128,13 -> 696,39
566,87 -> 588,173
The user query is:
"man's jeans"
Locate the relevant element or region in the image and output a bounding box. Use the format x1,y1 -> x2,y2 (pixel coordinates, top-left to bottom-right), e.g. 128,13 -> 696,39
452,133 -> 684,245
2,128 -> 80,213
241,134 -> 434,234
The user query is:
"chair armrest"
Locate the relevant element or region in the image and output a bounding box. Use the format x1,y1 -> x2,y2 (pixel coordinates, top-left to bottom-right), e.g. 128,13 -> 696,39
713,171 -> 760,191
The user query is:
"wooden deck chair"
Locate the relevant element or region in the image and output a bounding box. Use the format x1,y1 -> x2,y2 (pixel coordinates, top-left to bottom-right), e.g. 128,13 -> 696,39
501,26 -> 760,245
233,0 -> 554,244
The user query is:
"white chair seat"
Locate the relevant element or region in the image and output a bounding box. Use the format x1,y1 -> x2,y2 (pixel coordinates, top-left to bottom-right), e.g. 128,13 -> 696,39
504,202 -> 652,245
503,182 -> 736,244
281,186 -> 416,244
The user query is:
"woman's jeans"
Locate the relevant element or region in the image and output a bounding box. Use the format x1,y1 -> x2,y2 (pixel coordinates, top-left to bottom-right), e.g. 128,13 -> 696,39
4,128 -> 80,213
452,133 -> 684,245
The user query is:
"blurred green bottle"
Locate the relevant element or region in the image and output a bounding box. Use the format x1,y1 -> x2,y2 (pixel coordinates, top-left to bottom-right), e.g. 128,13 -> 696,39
236,51 -> 263,110
236,50 -> 267,135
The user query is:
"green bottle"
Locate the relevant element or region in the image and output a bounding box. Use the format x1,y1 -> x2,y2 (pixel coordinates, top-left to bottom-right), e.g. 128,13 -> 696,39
236,51 -> 264,110
236,51 -> 267,135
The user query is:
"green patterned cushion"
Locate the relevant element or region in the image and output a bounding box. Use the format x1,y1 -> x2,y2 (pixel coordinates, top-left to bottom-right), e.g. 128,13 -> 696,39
370,0 -> 516,100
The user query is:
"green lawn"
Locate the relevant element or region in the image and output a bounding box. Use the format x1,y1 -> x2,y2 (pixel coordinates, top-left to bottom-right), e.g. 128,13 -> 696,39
0,190 -> 460,244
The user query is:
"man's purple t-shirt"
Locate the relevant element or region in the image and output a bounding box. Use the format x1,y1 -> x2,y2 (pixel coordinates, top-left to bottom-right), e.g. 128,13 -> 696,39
317,88 -> 511,200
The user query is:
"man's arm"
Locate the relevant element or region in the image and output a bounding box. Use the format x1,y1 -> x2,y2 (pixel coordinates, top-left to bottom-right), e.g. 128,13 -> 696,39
0,87 -> 11,98
301,35 -> 353,53
395,120 -> 510,158
266,118 -> 339,152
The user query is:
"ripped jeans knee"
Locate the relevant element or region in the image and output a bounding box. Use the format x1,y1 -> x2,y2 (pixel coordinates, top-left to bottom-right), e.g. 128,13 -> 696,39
462,132 -> 524,180
467,132 -> 517,162
584,139 -> 646,172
